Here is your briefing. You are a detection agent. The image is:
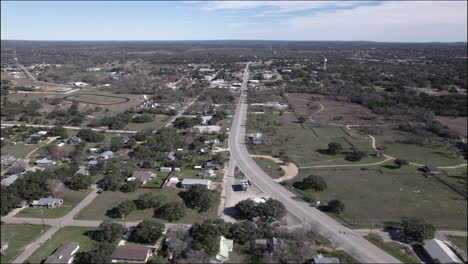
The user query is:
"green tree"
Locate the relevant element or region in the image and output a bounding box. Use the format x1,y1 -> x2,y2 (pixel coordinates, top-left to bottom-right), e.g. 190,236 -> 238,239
48,126 -> 68,138
134,192 -> 167,209
228,221 -> 259,244
327,142 -> 343,155
345,150 -> 367,162
110,137 -> 124,152
179,185 -> 215,212
293,175 -> 327,191
120,179 -> 141,193
327,200 -> 345,214
129,220 -> 164,244
94,220 -> 126,243
108,200 -> 136,218
99,174 -> 124,191
155,202 -> 187,222
213,152 -> 227,164
190,219 -> 232,256
258,199 -> 287,219
65,174 -> 92,190
394,158 -> 409,168
74,243 -> 114,264
77,129 -> 105,143
234,199 -> 258,220
401,218 -> 435,243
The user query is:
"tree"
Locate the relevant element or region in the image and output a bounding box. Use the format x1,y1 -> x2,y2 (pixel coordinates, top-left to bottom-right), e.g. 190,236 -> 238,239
135,192 -> 167,209
213,152 -> 227,164
327,142 -> 343,155
108,200 -> 136,218
48,126 -> 68,138
65,174 -> 92,190
49,147 -> 65,161
190,219 -> 231,256
297,116 -> 307,123
401,218 -> 435,243
179,185 -> 215,212
394,158 -> 409,168
345,150 -> 367,162
327,200 -> 345,214
94,220 -> 126,243
110,137 -> 124,152
258,199 -> 287,219
293,175 -> 327,191
120,179 -> 141,193
128,220 -> 164,244
234,199 -> 258,220
74,243 -> 114,264
155,202 -> 187,222
228,221 -> 259,244
47,179 -> 65,198
77,129 -> 105,143
99,174 -> 123,191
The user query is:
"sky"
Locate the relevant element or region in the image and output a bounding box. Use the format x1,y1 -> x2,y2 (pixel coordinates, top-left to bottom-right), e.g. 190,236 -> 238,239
1,1 -> 467,42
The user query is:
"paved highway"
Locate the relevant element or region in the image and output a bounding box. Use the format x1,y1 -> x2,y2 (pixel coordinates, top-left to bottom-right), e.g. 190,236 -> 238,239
228,63 -> 401,263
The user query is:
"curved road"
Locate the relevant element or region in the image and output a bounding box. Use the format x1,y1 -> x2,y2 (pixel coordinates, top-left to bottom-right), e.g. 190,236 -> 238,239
228,63 -> 400,263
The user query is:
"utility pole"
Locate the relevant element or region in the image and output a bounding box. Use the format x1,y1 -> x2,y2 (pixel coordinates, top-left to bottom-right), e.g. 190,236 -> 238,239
122,213 -> 126,229
40,208 -> 45,232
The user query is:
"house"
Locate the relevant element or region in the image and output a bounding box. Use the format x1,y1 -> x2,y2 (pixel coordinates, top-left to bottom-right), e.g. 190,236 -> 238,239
44,241 -> 80,264
174,167 -> 181,172
252,239 -> 268,251
131,171 -> 156,185
62,136 -> 82,145
210,236 -> 233,263
31,198 -> 64,208
181,179 -> 212,189
1,174 -> 20,187
313,254 -> 340,264
194,165 -> 203,169
89,148 -> 100,153
422,239 -> 462,264
99,151 -> 114,160
74,166 -> 89,176
162,177 -> 179,189
87,160 -> 98,166
160,167 -> 172,173
111,245 -> 152,263
35,157 -> 56,165
421,166 -> 442,174
202,116 -> 213,125
167,151 -> 176,161
248,133 -> 262,144
197,169 -> 215,178
205,161 -> 218,169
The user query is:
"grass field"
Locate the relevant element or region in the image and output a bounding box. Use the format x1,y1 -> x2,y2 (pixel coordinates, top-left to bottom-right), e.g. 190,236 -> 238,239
286,168 -> 467,228
247,112 -> 384,167
26,226 -> 101,264
15,188 -> 91,219
1,142 -> 41,158
448,236 -> 467,254
253,157 -> 284,179
74,189 -> 220,223
125,115 -> 169,131
0,224 -> 50,264
364,234 -> 419,264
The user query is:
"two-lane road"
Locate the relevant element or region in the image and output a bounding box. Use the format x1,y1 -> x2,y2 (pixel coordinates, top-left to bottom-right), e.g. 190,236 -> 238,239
228,63 -> 401,263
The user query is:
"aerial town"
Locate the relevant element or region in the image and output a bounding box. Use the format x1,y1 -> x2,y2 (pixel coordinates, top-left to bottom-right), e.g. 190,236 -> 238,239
1,1 -> 467,264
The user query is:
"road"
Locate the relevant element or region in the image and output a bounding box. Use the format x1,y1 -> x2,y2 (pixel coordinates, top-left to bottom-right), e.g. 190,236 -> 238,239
228,63 -> 401,263
164,88 -> 206,128
1,123 -> 138,134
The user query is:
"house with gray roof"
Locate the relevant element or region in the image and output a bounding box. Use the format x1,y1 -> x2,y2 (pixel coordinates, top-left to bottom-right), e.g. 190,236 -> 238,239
422,239 -> 462,264
130,170 -> 156,185
31,198 -> 63,208
35,157 -> 56,165
112,245 -> 152,263
313,254 -> 340,264
44,241 -> 80,264
181,179 -> 212,189
99,151 -> 114,160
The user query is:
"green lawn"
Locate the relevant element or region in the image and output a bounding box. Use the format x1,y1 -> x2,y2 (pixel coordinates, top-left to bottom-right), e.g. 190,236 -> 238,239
364,234 -> 419,264
74,189 -> 220,224
0,224 -> 50,264
26,226 -> 101,264
247,112 -> 384,167
1,142 -> 40,158
448,236 -> 467,254
286,168 -> 467,229
15,188 -> 91,219
125,115 -> 169,131
253,157 -> 284,179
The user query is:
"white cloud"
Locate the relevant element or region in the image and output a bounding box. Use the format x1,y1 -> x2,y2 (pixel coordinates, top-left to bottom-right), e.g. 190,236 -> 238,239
283,1 -> 467,42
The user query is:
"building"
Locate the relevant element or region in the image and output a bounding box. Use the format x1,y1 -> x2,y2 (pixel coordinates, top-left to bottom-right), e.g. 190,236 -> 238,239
1,174 -> 20,187
35,157 -> 56,165
210,236 -> 234,263
422,239 -> 462,264
313,254 -> 340,264
248,133 -> 262,144
111,245 -> 152,263
160,167 -> 172,173
201,116 -> 213,125
74,166 -> 89,176
62,136 -> 82,145
99,151 -> 114,160
130,170 -> 156,185
44,241 -> 80,264
163,177 -> 179,189
181,179 -> 212,189
31,198 -> 64,208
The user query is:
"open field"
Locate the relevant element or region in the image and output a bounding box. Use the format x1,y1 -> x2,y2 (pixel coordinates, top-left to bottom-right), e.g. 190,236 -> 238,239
435,116 -> 468,137
247,112 -> 384,167
373,128 -> 466,167
253,157 -> 284,179
0,224 -> 50,264
74,188 -> 220,223
286,167 -> 467,229
125,115 -> 169,131
448,236 -> 467,254
26,226 -> 101,264
364,234 -> 419,264
63,93 -> 130,105
1,142 -> 39,157
15,188 -> 91,219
